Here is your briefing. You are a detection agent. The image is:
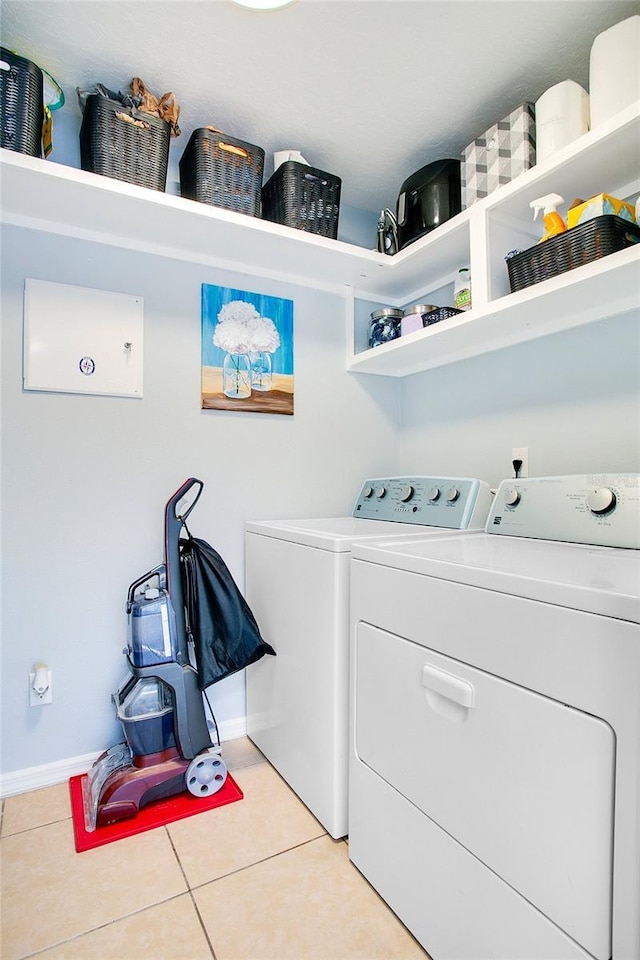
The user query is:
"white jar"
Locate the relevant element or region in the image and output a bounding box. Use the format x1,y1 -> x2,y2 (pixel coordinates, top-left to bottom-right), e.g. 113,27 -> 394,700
589,15 -> 640,128
535,80 -> 590,163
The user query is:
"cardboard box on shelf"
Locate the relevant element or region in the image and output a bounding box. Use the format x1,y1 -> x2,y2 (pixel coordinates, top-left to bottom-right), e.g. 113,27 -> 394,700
567,193 -> 635,229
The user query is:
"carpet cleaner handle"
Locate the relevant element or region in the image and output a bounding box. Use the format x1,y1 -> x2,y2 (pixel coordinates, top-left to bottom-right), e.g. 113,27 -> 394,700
164,479 -> 204,659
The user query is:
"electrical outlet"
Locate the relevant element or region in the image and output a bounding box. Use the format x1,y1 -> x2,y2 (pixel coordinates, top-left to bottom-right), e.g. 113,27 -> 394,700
29,669 -> 52,706
512,447 -> 529,479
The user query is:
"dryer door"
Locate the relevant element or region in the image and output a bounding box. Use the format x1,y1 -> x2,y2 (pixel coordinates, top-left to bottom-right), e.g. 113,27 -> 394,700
354,623 -> 615,960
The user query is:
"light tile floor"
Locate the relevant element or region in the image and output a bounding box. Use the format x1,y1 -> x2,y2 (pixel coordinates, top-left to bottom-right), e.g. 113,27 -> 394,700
1,738 -> 430,960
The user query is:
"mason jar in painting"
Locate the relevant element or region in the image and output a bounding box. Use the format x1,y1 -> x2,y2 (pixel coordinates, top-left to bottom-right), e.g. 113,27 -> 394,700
250,351 -> 273,391
223,352 -> 252,399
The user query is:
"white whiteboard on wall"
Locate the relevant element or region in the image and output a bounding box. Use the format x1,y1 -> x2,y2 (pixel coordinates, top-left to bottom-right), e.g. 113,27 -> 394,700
23,279 -> 144,398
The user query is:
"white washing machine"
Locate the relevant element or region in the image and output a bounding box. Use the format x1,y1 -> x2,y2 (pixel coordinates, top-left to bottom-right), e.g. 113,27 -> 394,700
245,476 -> 493,838
349,473 -> 640,960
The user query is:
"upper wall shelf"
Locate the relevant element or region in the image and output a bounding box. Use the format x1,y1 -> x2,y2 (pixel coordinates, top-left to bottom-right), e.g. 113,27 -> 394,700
2,101 -> 638,307
2,102 -> 639,379
0,148 -> 395,297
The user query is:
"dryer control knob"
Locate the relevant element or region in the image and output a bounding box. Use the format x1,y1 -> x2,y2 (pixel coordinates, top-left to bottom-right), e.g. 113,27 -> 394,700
375,486 -> 386,499
446,487 -> 460,503
587,487 -> 616,515
427,486 -> 441,501
505,488 -> 521,507
399,485 -> 414,502
363,486 -> 374,499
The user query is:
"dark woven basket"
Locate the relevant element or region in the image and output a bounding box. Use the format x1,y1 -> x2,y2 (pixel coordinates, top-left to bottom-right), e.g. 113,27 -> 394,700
0,47 -> 44,156
422,306 -> 464,327
507,215 -> 640,293
79,94 -> 170,191
261,161 -> 341,238
179,127 -> 264,216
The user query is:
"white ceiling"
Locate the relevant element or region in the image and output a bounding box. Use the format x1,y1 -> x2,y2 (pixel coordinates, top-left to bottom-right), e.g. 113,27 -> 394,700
2,0 -> 639,213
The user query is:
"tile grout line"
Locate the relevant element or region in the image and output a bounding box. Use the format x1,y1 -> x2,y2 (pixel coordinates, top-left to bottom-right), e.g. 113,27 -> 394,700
1,814 -> 73,839
165,826 -> 218,960
12,892 -> 197,960
186,830 -> 331,894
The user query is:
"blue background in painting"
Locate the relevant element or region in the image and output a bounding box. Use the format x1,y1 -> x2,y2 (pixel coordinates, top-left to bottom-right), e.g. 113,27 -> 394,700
202,284 -> 294,375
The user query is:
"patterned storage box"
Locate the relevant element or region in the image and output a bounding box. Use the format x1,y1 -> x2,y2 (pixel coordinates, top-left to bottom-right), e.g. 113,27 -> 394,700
462,103 -> 536,209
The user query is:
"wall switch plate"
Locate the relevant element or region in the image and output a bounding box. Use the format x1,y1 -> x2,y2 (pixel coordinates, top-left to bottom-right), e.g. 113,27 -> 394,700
512,447 -> 529,478
29,670 -> 52,706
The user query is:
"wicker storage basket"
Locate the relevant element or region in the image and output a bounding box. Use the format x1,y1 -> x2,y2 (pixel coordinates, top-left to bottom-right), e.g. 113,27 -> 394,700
179,127 -> 264,216
261,161 -> 341,238
422,306 -> 464,327
79,94 -> 170,191
0,47 -> 44,156
507,215 -> 640,292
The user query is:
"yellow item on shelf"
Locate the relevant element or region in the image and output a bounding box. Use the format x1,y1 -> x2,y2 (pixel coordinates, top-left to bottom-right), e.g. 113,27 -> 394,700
530,193 -> 567,242
567,193 -> 635,229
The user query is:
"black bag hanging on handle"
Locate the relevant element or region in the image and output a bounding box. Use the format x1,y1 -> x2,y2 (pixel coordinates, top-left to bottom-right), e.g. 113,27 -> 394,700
180,533 -> 275,690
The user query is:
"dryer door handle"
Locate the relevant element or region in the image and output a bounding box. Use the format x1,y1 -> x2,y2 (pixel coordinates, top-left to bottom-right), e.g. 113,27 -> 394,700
422,664 -> 475,709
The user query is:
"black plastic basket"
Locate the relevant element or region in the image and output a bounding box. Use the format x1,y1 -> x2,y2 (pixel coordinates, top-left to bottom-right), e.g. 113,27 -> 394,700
422,306 -> 464,327
261,161 -> 341,238
79,94 -> 170,191
0,47 -> 44,156
179,127 -> 264,216
507,215 -> 640,293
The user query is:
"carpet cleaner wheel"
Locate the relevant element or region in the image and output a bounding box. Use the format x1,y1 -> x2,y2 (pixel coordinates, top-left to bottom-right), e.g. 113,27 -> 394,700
186,752 -> 228,797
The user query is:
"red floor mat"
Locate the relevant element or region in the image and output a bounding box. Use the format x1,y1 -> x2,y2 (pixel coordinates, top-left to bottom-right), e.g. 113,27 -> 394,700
69,771 -> 243,853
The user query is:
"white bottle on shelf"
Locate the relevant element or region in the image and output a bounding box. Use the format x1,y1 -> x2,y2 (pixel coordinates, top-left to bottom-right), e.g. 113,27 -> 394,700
454,267 -> 472,311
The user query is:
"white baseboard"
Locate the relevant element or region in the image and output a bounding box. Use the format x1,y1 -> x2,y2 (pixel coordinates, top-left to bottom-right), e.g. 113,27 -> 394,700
0,716 -> 248,799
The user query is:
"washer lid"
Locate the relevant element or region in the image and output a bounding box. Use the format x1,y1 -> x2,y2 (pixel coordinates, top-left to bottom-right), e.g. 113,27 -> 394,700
352,534 -> 640,622
245,517 -> 474,552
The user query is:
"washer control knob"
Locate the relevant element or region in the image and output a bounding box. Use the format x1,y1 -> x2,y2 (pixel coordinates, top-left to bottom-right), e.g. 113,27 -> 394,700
587,487 -> 616,515
399,485 -> 415,502
505,488 -> 521,507
446,487 -> 460,503
375,486 -> 386,499
427,486 -> 441,502
362,486 -> 373,499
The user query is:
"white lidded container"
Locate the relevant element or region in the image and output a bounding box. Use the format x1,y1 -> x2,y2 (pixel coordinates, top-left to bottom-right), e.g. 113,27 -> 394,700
589,15 -> 640,128
535,80 -> 590,163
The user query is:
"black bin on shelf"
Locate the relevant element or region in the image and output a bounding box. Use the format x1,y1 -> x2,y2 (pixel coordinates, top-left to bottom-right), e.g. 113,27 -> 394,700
507,215 -> 640,293
79,94 -> 170,191
261,160 -> 341,238
179,127 -> 264,217
0,47 -> 44,157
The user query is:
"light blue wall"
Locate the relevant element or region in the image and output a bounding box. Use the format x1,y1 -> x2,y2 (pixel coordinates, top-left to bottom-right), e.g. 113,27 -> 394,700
0,223 -> 399,777
2,220 -> 638,782
397,312 -> 640,485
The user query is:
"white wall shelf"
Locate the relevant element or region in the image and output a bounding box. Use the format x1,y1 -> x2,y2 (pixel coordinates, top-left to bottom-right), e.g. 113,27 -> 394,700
1,101 -> 638,378
347,246 -> 639,376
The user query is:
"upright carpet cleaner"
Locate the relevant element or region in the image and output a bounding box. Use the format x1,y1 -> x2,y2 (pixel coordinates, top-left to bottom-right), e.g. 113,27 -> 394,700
83,478 -> 274,831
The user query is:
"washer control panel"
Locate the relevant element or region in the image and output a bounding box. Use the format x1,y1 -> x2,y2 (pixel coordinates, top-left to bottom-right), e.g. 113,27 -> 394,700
488,474 -> 640,548
353,477 -> 493,530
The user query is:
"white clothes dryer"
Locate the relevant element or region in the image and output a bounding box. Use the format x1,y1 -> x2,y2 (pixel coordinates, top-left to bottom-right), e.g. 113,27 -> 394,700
245,476 -> 493,838
348,473 -> 640,960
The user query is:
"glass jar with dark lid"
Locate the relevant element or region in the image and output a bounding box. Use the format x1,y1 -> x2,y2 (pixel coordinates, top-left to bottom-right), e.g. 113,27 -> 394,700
369,308 -> 403,348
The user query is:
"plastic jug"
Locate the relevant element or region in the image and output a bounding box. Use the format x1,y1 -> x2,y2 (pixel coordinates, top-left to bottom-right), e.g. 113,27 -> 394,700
535,80 -> 590,163
590,15 -> 640,128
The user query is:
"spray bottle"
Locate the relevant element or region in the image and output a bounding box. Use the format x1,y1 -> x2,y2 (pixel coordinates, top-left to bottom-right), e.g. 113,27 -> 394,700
529,193 -> 567,242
